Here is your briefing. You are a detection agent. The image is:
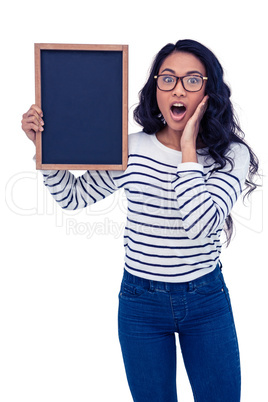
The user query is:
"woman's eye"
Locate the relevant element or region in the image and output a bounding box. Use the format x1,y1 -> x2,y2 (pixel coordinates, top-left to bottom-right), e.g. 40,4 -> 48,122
162,75 -> 175,84
187,76 -> 201,85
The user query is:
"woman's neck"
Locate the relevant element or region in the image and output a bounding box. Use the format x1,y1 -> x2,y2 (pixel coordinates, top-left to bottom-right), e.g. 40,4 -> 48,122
156,127 -> 183,151
156,127 -> 205,151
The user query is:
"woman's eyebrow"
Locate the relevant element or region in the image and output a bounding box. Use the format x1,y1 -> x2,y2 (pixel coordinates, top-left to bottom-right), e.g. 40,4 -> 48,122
186,70 -> 203,75
160,68 -> 204,75
160,68 -> 176,74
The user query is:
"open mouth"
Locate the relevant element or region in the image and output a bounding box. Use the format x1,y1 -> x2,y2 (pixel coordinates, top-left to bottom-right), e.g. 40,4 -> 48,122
171,103 -> 186,115
170,103 -> 187,121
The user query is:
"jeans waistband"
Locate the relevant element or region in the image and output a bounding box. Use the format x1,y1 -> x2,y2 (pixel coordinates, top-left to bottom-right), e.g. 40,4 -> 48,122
123,263 -> 222,292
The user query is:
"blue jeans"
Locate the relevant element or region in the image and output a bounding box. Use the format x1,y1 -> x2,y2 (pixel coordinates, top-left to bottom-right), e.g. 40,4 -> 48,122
118,264 -> 241,402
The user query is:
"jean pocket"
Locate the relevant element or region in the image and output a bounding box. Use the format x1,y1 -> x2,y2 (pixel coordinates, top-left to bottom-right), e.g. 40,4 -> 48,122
194,275 -> 224,295
119,281 -> 147,299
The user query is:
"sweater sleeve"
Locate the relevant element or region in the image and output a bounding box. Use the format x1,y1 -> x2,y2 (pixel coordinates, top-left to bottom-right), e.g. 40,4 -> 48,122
171,143 -> 250,239
41,169 -> 119,210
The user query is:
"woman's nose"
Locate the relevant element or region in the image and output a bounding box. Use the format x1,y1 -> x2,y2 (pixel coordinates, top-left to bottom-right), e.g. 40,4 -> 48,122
172,78 -> 186,97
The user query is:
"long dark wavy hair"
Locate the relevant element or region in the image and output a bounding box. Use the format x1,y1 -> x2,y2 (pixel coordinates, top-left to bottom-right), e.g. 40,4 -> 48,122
134,39 -> 259,245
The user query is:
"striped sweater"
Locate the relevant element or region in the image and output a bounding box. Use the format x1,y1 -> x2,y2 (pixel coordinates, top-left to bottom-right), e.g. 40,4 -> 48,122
41,131 -> 250,282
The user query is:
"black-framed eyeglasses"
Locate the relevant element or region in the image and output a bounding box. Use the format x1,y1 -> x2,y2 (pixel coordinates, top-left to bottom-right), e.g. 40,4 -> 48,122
154,74 -> 208,92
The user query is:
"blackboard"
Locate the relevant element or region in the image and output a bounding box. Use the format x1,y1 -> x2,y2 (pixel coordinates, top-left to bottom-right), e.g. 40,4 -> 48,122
35,43 -> 128,170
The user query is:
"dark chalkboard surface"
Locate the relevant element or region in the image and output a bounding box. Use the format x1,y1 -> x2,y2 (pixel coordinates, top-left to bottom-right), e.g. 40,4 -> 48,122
35,44 -> 128,170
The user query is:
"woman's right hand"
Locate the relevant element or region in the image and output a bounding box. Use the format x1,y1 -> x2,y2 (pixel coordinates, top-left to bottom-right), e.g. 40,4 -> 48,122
21,104 -> 44,145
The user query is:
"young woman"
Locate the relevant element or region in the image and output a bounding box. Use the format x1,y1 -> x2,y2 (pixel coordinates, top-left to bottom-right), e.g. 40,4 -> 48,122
22,39 -> 258,402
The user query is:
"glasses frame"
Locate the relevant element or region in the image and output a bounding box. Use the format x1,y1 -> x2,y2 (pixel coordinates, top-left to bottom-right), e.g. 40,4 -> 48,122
154,74 -> 208,92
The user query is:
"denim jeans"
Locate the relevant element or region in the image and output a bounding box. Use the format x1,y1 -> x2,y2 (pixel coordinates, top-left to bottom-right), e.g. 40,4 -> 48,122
118,264 -> 241,402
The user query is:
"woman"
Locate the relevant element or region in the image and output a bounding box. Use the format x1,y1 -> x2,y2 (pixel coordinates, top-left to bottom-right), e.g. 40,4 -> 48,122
22,39 -> 258,401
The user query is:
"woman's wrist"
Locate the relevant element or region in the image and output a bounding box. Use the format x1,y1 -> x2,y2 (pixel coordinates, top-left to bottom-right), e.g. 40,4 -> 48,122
181,144 -> 198,163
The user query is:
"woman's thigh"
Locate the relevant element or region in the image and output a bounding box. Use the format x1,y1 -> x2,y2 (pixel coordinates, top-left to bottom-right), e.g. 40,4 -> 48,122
118,280 -> 178,402
179,273 -> 241,401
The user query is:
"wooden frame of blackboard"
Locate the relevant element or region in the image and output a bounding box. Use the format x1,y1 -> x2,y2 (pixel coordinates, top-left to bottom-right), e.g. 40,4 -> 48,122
35,43 -> 128,170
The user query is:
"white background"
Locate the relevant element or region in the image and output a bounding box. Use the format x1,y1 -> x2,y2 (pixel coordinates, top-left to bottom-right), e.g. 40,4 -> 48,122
1,0 -> 267,400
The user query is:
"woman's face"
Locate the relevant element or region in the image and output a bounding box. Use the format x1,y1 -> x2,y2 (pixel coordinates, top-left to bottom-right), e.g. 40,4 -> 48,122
156,51 -> 207,135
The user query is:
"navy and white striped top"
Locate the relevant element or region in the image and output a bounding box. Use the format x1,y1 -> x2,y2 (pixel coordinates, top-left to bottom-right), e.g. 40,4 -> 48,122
42,132 -> 250,282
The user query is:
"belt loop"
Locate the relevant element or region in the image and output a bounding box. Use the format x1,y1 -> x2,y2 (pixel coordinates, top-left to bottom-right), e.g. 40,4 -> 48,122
188,281 -> 194,292
149,280 -> 155,292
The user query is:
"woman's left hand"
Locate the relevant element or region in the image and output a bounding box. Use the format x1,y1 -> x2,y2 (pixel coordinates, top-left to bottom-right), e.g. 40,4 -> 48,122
180,95 -> 209,151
